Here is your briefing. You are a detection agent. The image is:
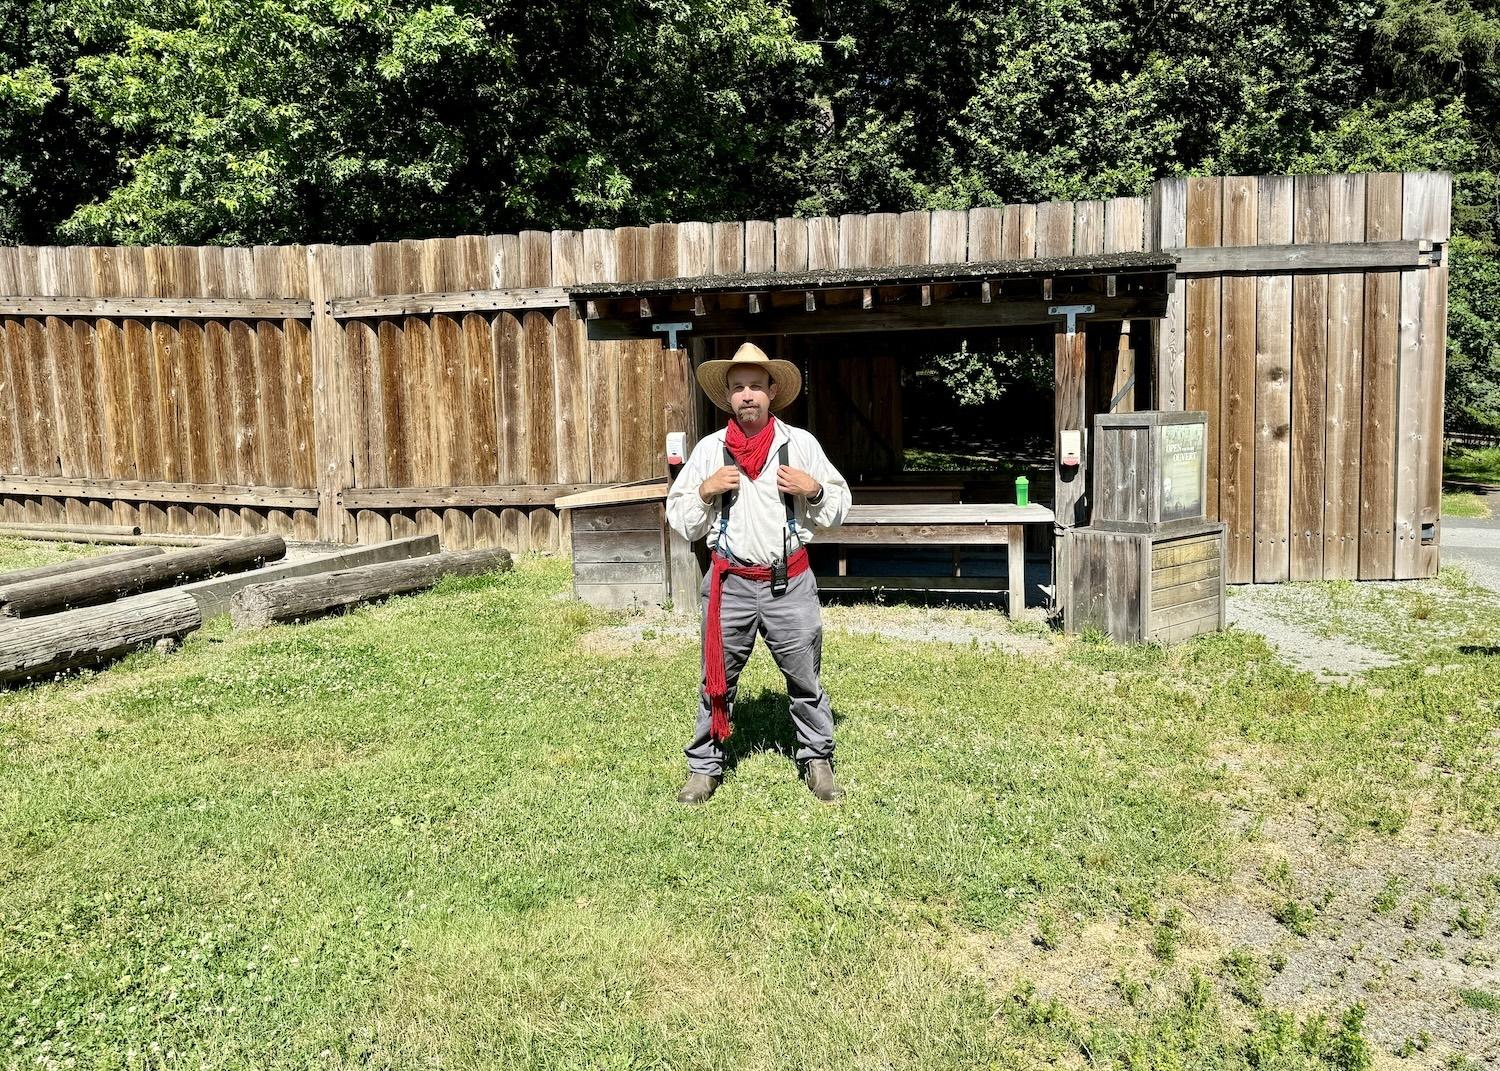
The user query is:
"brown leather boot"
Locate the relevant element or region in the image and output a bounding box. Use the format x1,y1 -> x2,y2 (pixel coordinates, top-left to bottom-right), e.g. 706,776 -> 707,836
676,772 -> 721,805
803,759 -> 843,802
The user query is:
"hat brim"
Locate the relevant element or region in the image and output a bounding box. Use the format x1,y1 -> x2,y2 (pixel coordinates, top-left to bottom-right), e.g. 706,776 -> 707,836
694,358 -> 802,413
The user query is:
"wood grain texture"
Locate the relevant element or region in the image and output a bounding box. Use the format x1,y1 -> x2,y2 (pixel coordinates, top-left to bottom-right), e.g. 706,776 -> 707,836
1324,174 -> 1366,578
1360,173 -> 1402,580
1184,177 -> 1221,518
1290,175 -> 1331,580
1253,175 -> 1293,583
1220,176 -> 1258,582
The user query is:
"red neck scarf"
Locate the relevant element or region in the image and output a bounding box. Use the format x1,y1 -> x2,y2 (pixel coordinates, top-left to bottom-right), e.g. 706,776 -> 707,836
724,415 -> 777,480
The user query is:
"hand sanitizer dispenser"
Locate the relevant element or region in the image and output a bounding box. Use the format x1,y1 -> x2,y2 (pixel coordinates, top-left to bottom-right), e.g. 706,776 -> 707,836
666,432 -> 686,466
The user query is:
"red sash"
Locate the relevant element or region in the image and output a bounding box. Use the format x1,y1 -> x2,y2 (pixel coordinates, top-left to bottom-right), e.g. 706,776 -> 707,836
703,547 -> 810,742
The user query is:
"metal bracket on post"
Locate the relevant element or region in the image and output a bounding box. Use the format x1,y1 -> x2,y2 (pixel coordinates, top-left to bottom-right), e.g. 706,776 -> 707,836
1049,304 -> 1095,335
652,321 -> 693,349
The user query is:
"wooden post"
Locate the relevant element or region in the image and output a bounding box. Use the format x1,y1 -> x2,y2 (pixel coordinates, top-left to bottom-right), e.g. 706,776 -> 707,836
665,337 -> 709,616
1054,321 -> 1088,528
307,245 -> 351,543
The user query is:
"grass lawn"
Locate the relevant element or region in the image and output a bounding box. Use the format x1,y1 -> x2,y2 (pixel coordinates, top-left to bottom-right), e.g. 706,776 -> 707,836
2,548 -> 1498,1069
1442,491 -> 1493,519
1445,445 -> 1500,486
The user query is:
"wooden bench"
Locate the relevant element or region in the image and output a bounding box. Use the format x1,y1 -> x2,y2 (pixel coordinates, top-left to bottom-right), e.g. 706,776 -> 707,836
816,503 -> 1056,616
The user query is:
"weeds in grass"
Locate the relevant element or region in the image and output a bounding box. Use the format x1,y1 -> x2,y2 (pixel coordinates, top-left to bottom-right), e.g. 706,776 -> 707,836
1274,898 -> 1318,936
1458,987 -> 1499,1012
1151,906 -> 1186,963
1454,906 -> 1488,938
1220,948 -> 1265,1007
1373,876 -> 1403,914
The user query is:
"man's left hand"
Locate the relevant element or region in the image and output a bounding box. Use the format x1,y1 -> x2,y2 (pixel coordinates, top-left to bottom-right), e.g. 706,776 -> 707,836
777,465 -> 821,499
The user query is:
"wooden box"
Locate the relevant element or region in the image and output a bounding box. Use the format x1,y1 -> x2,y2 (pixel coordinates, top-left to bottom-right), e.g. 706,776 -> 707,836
1092,411 -> 1209,533
557,484 -> 674,611
1062,522 -> 1226,644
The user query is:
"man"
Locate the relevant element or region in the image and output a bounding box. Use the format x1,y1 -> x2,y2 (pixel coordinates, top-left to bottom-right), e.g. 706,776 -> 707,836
666,340 -> 851,805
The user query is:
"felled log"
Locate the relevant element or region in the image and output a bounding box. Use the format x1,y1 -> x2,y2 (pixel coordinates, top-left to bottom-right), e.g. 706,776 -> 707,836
230,548 -> 512,628
0,530 -> 227,546
0,547 -> 165,586
0,590 -> 202,688
0,535 -> 286,617
0,522 -> 142,538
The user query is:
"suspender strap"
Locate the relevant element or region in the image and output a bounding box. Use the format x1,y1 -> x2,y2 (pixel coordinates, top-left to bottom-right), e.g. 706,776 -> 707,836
716,438 -> 800,554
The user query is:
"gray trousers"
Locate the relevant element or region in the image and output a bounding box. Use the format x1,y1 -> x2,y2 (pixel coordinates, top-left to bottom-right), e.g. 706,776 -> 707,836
686,567 -> 836,776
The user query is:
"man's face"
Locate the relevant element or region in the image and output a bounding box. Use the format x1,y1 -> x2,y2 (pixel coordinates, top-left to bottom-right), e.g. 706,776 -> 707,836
728,364 -> 778,427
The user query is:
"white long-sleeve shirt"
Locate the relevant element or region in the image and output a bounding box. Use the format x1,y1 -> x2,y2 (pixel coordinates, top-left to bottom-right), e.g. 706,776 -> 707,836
665,421 -> 852,565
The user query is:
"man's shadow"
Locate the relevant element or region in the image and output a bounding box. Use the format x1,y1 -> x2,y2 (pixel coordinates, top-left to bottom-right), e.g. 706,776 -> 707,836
721,688 -> 844,776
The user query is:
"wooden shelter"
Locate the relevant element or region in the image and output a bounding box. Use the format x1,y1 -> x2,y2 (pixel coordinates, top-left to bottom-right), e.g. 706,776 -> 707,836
0,170 -> 1452,599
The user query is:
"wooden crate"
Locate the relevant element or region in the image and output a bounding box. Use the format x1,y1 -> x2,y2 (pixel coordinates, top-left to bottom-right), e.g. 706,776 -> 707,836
1062,522 -> 1226,643
560,486 -> 672,610
1092,410 -> 1209,533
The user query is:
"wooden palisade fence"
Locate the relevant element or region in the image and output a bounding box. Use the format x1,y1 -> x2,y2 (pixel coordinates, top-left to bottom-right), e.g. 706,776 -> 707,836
0,171 -> 1449,582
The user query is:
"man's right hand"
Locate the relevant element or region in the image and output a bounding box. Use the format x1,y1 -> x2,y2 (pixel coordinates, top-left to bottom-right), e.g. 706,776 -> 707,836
699,465 -> 740,502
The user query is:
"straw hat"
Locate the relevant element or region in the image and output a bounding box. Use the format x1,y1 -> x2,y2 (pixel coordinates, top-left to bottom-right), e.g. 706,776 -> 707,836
694,341 -> 802,413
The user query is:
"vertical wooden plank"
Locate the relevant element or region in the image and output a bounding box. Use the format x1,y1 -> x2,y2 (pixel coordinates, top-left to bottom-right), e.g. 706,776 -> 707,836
279,245 -> 318,540
930,210 -> 967,263
169,247 -> 215,533
1034,200 -> 1074,257
1183,178 -> 1220,515
222,247 -> 263,533
582,228 -> 622,483
712,222 -> 745,275
118,247 -> 168,532
488,235 -> 524,485
251,245 -> 295,536
1002,203 -> 1037,260
649,221 -> 681,479
1291,175 -> 1331,580
32,249 -> 69,480
1401,172 -> 1452,578
1220,176 -> 1258,582
1151,179 -> 1188,410
341,244 -> 388,545
397,239 -> 435,535
307,244 -> 349,542
524,308 -> 558,486
1054,324 -> 1087,527
1360,173 -> 1403,580
196,247 -> 239,534
806,217 -> 838,271
896,210 -> 931,265
1072,201 -> 1105,255
529,507 -> 560,554
865,214 -> 899,267
425,239 -> 467,495
838,214 -> 868,268
1254,176 -> 1293,583
616,226 -> 655,478
0,249 -> 22,480
774,218 -> 809,272
966,207 -> 1001,261
370,243 -> 410,494
551,229 -> 590,487
1407,173 -> 1451,578
1323,174 -> 1367,578
744,220 -> 775,273
1104,197 -> 1145,253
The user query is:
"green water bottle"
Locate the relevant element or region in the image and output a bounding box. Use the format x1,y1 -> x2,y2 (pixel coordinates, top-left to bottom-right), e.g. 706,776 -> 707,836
1015,475 -> 1029,507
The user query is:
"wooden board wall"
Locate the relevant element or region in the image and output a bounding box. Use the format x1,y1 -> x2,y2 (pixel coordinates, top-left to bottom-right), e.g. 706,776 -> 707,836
0,172 -> 1449,580
1148,171 -> 1450,583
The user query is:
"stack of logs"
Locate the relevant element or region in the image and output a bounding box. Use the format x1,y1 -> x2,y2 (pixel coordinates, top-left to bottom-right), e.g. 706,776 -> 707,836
0,534 -> 512,687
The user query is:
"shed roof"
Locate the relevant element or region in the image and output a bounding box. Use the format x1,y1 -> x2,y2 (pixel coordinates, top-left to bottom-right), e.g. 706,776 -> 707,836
566,250 -> 1177,299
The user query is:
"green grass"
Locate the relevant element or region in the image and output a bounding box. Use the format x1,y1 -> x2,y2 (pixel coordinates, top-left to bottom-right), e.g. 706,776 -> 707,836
2,555 -> 1498,1068
1445,445 -> 1500,486
0,535 -> 114,574
1442,490 -> 1492,518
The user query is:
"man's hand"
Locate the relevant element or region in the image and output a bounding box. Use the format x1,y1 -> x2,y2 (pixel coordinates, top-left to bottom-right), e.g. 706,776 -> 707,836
699,465 -> 740,502
777,465 -> 821,499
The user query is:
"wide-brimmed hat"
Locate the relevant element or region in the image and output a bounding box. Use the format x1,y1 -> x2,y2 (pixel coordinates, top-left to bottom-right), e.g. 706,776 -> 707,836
694,341 -> 802,413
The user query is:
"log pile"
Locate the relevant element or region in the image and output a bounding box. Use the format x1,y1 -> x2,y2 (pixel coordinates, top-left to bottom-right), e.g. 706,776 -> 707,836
0,547 -> 165,586
231,548 -> 512,628
0,535 -> 285,617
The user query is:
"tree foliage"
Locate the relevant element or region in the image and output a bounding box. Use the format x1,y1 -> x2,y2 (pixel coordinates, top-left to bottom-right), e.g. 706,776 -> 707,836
1,0 -> 1497,426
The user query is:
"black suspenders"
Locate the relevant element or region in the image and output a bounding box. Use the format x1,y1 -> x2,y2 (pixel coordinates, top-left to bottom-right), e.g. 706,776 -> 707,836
717,441 -> 799,588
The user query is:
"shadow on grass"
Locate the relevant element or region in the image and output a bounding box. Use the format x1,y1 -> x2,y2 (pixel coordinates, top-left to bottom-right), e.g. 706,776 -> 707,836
721,687 -> 844,776
1458,645 -> 1500,656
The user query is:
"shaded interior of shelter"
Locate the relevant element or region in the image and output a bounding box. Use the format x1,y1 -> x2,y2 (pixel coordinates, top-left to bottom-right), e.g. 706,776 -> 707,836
700,320 -> 1154,606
